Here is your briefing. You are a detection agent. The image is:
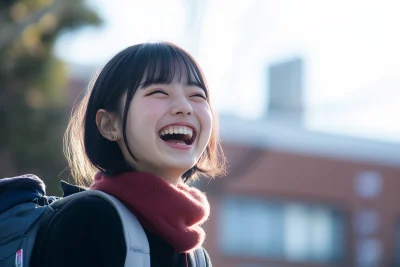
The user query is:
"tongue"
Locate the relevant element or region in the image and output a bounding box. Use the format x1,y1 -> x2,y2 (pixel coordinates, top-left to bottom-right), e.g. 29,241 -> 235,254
165,140 -> 186,145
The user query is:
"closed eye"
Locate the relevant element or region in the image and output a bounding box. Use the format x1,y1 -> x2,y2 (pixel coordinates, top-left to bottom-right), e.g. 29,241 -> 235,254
146,90 -> 168,96
191,94 -> 207,100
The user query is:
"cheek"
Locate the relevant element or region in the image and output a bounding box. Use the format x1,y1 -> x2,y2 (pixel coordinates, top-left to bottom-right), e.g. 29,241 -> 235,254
197,105 -> 213,136
126,99 -> 166,135
141,100 -> 168,124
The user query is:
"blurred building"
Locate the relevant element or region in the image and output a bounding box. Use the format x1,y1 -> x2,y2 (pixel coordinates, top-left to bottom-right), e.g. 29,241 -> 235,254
66,58 -> 400,267
198,116 -> 400,267
195,58 -> 400,267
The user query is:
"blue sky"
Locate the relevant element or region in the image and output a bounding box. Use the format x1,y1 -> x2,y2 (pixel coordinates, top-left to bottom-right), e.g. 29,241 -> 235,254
55,0 -> 400,143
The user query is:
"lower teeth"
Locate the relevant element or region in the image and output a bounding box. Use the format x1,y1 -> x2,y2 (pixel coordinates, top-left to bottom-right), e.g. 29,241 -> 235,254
165,140 -> 186,145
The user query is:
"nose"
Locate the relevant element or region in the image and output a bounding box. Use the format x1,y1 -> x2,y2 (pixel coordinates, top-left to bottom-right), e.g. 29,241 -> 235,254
170,96 -> 193,116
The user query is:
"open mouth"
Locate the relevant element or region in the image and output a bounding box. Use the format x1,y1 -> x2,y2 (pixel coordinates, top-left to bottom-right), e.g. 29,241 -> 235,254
158,125 -> 196,146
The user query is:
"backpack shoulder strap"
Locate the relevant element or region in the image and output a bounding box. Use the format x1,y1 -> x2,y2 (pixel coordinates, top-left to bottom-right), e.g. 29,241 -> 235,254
191,248 -> 207,267
79,190 -> 150,267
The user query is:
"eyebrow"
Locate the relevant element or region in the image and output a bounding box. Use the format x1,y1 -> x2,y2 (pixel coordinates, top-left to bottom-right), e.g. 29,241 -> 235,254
140,80 -> 207,93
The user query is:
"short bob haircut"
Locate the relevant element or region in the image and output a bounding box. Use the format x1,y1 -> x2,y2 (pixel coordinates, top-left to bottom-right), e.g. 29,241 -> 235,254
64,42 -> 226,185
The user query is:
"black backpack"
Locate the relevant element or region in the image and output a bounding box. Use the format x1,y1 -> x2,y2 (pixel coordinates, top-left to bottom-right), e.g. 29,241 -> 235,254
0,174 -> 208,267
0,174 -> 87,267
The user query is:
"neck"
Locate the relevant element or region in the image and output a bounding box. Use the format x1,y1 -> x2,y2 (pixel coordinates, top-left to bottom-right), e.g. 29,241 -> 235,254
145,169 -> 183,186
131,163 -> 186,186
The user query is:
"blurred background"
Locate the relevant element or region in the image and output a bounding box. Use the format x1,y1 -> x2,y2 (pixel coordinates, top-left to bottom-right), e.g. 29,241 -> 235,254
1,0 -> 400,266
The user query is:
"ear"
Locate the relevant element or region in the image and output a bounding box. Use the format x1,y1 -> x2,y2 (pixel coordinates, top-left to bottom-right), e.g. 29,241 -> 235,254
96,109 -> 121,141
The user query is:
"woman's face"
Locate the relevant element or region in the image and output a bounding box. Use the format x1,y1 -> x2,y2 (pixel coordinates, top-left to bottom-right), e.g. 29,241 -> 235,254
117,74 -> 212,184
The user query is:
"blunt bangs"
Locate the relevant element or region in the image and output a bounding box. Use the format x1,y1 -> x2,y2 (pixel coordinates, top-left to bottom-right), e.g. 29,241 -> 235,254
135,43 -> 207,95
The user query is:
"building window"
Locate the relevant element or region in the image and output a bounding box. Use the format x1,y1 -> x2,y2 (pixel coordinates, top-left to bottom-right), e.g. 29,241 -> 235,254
219,196 -> 346,263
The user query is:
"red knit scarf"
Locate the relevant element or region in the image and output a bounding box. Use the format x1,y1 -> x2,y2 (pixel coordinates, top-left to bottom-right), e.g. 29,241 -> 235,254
89,171 -> 210,253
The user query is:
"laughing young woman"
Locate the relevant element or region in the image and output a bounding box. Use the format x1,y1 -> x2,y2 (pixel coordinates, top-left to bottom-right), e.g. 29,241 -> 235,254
31,42 -> 226,267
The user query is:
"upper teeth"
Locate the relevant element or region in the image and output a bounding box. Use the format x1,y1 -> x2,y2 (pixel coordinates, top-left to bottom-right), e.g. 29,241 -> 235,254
159,126 -> 193,138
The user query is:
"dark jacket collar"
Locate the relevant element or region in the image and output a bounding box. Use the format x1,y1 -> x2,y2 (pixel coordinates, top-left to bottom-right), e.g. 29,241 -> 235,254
60,180 -> 86,197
